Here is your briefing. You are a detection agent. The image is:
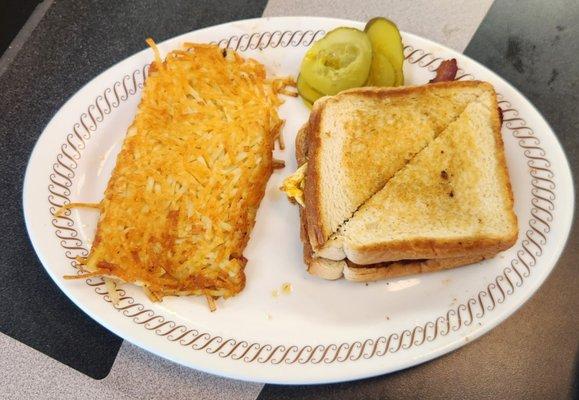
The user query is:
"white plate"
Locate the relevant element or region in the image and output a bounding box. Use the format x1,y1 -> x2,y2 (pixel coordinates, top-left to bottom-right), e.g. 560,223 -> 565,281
23,17 -> 574,384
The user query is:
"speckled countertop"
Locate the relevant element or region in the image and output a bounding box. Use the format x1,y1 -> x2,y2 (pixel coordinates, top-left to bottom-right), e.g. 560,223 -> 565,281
0,0 -> 577,399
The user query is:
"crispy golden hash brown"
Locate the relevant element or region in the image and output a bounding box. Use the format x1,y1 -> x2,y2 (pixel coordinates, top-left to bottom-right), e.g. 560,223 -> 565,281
75,41 -> 292,301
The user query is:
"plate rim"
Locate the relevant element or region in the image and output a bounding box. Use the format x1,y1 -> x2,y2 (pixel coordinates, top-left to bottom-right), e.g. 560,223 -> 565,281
22,16 -> 575,384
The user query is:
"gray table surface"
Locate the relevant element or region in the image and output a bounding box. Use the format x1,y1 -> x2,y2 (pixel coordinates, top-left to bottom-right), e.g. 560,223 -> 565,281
0,0 -> 577,399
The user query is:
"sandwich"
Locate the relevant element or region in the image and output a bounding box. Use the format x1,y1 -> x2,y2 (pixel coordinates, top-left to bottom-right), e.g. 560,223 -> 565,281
65,41 -> 292,305
282,80 -> 518,281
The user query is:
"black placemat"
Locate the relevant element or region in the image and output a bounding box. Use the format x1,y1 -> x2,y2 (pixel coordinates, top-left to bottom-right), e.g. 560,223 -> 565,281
257,0 -> 579,398
0,0 -> 268,380
0,0 -> 41,55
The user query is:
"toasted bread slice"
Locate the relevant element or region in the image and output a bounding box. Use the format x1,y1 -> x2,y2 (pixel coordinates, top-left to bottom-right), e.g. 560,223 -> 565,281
305,81 -> 493,252
332,89 -> 518,264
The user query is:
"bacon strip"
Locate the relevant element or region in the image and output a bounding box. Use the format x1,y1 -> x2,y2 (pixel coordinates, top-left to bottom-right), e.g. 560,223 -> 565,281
429,59 -> 458,83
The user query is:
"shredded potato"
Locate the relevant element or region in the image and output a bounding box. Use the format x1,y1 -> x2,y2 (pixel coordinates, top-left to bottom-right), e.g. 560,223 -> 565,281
104,278 -> 120,305
272,158 -> 286,169
54,202 -> 100,218
205,294 -> 217,312
76,40 -> 292,303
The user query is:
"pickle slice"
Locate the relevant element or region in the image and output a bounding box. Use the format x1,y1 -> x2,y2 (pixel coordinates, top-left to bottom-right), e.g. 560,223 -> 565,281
297,74 -> 324,104
367,52 -> 396,86
365,17 -> 405,86
300,27 -> 372,95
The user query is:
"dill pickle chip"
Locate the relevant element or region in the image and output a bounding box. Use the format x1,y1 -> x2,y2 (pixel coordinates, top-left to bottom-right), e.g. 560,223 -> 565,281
297,74 -> 324,104
300,27 -> 372,95
365,17 -> 405,86
366,52 -> 396,86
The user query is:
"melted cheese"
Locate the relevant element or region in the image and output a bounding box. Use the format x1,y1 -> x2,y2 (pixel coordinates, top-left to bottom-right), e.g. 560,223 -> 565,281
280,163 -> 307,207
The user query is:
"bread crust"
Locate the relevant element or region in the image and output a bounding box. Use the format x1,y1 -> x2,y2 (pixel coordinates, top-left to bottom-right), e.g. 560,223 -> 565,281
344,236 -> 516,265
342,253 -> 494,282
295,124 -> 309,166
304,99 -> 327,251
338,80 -> 493,98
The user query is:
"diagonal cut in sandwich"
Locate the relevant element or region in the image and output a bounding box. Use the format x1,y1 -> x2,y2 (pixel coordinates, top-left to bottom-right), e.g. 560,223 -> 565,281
281,80 -> 518,281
